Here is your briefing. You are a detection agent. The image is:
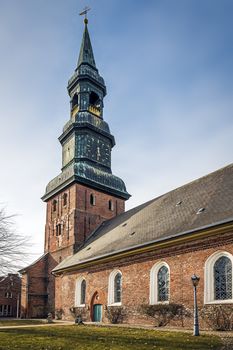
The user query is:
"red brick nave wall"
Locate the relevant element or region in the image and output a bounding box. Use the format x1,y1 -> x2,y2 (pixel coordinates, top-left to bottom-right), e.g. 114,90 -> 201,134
55,231 -> 233,329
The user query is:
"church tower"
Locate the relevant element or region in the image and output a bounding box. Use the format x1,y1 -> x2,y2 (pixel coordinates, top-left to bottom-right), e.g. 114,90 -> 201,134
42,18 -> 130,262
20,17 -> 129,319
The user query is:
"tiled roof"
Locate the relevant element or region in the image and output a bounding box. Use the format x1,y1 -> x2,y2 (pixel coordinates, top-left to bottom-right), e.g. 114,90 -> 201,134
53,164 -> 233,272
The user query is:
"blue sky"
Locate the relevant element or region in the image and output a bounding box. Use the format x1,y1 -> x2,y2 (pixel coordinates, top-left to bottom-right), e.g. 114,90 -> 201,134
0,0 -> 233,264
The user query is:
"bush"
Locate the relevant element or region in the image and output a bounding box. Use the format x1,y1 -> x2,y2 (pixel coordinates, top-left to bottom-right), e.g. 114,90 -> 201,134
106,306 -> 126,324
200,305 -> 233,331
140,303 -> 191,327
55,309 -> 63,320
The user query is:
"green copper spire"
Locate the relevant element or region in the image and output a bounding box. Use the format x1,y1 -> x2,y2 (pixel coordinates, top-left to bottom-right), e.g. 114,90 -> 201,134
77,19 -> 96,69
42,17 -> 130,202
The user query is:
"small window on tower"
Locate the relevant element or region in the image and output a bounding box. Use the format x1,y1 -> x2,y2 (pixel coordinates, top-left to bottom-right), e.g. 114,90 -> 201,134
109,200 -> 114,211
52,200 -> 57,212
63,193 -> 68,207
56,224 -> 62,236
90,194 -> 96,206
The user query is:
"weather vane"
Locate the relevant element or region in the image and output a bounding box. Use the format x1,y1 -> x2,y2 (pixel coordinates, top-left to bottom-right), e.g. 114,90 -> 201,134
79,6 -> 91,24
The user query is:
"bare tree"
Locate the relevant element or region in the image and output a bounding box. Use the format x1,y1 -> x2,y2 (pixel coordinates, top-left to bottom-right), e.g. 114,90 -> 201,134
0,208 -> 30,276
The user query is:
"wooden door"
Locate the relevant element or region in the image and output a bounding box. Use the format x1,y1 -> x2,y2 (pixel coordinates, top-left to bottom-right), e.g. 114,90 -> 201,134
93,304 -> 102,322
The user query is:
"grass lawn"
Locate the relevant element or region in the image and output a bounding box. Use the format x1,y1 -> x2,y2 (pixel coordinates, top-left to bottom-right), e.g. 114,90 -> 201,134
0,325 -> 223,350
0,319 -> 46,327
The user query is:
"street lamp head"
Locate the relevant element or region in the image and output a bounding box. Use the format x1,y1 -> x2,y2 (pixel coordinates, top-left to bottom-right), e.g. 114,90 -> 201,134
191,274 -> 200,287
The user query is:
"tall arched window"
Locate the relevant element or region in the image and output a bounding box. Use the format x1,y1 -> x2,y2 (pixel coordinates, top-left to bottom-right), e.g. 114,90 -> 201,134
150,262 -> 170,304
52,200 -> 57,212
158,265 -> 169,302
109,200 -> 114,211
108,270 -> 122,305
63,193 -> 68,206
114,273 -> 122,303
80,280 -> 86,305
71,93 -> 78,109
75,277 -> 86,307
204,251 -> 233,304
214,256 -> 232,300
90,194 -> 96,206
89,91 -> 100,108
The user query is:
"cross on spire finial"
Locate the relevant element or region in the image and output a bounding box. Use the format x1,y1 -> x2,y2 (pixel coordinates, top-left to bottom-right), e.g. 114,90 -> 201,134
79,6 -> 91,24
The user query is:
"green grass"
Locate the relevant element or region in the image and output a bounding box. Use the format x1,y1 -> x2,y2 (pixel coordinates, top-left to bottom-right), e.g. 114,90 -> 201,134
0,325 -> 223,350
0,319 -> 46,327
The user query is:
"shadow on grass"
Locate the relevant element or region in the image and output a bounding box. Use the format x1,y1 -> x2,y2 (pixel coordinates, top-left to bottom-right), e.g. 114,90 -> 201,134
0,319 -> 45,327
0,325 -> 223,350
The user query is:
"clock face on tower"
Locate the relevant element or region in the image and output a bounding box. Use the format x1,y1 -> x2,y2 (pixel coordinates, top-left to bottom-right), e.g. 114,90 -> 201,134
62,136 -> 75,167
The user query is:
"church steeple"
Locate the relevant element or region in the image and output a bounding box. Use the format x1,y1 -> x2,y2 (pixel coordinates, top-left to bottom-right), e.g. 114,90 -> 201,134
77,19 -> 96,69
67,19 -> 106,120
42,19 -> 130,202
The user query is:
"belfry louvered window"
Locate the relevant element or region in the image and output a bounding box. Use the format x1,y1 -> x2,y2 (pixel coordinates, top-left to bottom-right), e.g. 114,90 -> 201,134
214,256 -> 232,300
158,266 -> 169,302
114,273 -> 122,303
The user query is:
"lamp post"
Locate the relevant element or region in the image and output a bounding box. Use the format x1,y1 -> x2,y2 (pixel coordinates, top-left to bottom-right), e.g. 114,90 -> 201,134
191,274 -> 200,336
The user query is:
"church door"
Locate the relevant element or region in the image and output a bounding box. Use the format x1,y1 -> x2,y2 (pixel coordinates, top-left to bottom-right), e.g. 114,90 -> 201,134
93,304 -> 102,322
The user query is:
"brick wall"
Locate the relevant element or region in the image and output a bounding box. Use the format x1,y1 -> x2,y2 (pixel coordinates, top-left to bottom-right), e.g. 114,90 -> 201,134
44,183 -> 125,256
0,274 -> 21,317
54,232 -> 233,329
20,255 -> 48,318
21,182 -> 125,318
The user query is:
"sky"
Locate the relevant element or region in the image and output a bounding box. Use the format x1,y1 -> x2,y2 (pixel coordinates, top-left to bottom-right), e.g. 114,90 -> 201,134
0,0 -> 233,266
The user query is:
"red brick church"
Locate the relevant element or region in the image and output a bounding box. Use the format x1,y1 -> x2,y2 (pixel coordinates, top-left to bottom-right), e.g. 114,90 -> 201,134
20,19 -> 233,328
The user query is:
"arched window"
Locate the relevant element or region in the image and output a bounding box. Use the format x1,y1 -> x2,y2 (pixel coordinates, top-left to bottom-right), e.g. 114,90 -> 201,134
90,194 -> 96,206
71,94 -> 78,109
75,278 -> 86,307
63,193 -> 68,206
52,200 -> 57,212
214,256 -> 232,300
109,200 -> 114,211
150,262 -> 170,304
56,224 -> 62,236
204,251 -> 233,304
158,266 -> 169,302
108,270 -> 122,305
89,91 -> 100,107
80,280 -> 86,305
114,273 -> 122,303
